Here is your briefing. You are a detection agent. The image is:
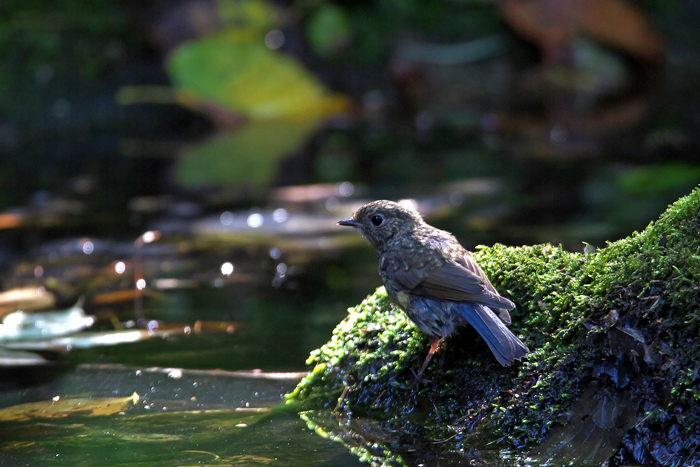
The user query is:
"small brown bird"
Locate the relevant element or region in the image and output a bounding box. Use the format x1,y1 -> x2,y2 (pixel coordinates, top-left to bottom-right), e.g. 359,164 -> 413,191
339,200 -> 529,376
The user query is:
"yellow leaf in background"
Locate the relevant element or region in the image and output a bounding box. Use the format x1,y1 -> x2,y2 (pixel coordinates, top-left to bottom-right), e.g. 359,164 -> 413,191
0,392 -> 139,422
168,34 -> 352,122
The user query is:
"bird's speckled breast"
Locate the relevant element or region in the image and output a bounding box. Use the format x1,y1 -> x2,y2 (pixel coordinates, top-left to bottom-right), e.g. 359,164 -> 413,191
378,226 -> 465,325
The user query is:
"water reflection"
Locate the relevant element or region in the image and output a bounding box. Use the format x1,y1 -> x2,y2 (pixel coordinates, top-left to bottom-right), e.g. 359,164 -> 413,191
0,365 -> 363,466
1,0 -> 700,464
221,262 -> 234,276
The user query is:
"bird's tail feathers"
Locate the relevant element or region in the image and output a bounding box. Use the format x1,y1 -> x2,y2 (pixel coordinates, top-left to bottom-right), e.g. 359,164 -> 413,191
460,304 -> 529,366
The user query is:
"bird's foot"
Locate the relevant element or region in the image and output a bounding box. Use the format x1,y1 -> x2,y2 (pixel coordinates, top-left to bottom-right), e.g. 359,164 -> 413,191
393,372 -> 432,391
395,337 -> 445,390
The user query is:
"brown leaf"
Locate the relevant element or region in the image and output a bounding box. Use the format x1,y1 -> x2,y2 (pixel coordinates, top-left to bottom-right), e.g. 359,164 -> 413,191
0,287 -> 55,317
582,0 -> 662,63
0,393 -> 139,422
500,0 -> 661,63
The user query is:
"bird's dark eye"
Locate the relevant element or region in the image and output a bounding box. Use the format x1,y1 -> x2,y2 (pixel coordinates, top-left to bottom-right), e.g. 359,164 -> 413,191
371,214 -> 384,226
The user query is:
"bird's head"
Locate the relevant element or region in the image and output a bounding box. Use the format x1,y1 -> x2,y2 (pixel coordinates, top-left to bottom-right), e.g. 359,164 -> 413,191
338,200 -> 424,252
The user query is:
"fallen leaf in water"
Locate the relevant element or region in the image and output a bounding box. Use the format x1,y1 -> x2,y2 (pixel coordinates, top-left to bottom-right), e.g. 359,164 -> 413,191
0,299 -> 93,341
2,330 -> 155,352
1,320 -> 245,353
226,454 -> 277,465
0,287 -> 55,317
192,320 -> 238,334
0,392 -> 139,422
89,288 -> 169,306
90,289 -> 141,305
0,348 -> 49,367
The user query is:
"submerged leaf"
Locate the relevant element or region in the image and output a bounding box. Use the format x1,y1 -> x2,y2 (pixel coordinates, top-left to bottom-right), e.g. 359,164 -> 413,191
0,392 -> 139,422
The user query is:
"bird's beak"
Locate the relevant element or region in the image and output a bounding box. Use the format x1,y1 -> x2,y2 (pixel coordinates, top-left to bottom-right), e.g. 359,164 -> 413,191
338,219 -> 362,228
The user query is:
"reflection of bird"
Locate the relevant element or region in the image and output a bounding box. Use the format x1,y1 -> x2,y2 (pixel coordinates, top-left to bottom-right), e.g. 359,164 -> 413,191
339,200 -> 529,377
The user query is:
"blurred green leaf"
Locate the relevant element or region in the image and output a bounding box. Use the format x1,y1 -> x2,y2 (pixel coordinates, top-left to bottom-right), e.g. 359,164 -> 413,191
168,33 -> 351,121
166,26 -> 353,191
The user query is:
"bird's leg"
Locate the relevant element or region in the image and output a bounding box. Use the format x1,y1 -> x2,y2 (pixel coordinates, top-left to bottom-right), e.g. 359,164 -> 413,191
415,336 -> 445,383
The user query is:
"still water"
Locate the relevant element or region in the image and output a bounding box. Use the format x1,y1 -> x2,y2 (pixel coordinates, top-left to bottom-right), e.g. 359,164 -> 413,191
2,2 -> 700,465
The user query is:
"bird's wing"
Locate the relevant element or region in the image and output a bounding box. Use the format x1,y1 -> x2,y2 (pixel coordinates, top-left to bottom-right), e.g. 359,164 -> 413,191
407,252 -> 515,311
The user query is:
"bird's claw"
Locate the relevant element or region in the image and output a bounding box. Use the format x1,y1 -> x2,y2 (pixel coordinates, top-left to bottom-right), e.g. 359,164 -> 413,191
391,369 -> 432,390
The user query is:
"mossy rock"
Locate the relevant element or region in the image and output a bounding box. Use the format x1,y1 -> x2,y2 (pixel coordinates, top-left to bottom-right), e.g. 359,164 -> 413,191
286,187 -> 700,466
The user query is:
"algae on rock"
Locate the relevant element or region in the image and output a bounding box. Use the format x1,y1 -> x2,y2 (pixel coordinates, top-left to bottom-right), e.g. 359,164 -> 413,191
287,187 -> 700,466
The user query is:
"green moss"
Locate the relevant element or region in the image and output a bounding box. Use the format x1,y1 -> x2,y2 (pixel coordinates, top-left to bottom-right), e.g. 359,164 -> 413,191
287,187 -> 700,465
